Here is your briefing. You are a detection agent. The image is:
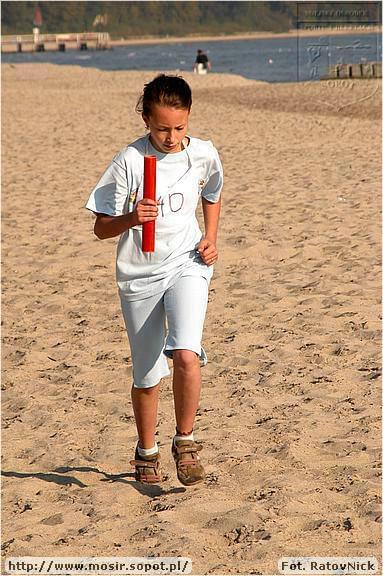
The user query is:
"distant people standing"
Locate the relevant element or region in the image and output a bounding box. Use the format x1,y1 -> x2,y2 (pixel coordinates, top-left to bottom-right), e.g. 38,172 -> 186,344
194,49 -> 211,75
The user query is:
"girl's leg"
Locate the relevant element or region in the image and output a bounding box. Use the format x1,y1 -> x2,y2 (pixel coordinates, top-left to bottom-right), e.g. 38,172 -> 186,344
120,291 -> 170,450
130,384 -> 162,485
131,383 -> 160,449
172,350 -> 201,434
164,275 -> 209,434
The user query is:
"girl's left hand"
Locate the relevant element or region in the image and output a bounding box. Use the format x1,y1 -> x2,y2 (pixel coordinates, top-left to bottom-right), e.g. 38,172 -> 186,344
196,238 -> 218,266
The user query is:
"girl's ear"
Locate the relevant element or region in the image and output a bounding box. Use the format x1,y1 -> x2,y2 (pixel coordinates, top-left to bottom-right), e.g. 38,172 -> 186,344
142,114 -> 149,129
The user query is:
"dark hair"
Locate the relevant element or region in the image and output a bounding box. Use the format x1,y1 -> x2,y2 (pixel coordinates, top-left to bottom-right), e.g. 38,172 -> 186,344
136,74 -> 192,117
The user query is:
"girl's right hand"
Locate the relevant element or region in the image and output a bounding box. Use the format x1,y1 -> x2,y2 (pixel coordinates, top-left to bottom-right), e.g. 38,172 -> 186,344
133,198 -> 158,226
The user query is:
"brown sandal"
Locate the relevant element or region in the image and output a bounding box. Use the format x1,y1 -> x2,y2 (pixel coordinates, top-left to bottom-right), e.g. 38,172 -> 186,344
130,448 -> 162,484
172,439 -> 205,486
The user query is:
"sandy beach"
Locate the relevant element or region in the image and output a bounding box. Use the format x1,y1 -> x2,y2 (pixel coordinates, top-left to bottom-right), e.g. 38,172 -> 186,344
2,63 -> 381,575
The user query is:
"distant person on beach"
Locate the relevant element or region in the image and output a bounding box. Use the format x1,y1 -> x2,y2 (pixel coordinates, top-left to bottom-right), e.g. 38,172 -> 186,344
194,49 -> 211,74
86,74 -> 223,486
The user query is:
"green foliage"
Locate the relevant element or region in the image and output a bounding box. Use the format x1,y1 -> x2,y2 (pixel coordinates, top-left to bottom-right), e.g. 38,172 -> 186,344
2,1 -> 35,33
1,1 -> 380,36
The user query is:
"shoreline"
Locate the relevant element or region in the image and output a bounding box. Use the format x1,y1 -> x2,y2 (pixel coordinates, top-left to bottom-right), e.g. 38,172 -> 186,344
2,62 -> 381,87
110,26 -> 381,46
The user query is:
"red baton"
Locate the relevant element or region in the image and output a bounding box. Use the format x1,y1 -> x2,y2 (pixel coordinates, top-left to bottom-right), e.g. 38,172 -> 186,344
142,155 -> 157,253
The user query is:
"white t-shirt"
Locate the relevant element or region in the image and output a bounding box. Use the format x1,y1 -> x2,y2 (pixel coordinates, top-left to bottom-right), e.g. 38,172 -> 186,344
86,134 -> 223,300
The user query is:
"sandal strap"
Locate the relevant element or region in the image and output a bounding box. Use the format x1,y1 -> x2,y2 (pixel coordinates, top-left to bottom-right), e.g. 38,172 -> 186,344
174,444 -> 202,456
177,459 -> 200,468
130,458 -> 161,483
130,459 -> 159,469
135,473 -> 161,483
173,442 -> 203,468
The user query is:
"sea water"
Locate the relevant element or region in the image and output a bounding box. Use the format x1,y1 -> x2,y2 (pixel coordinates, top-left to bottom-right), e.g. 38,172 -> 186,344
2,33 -> 381,82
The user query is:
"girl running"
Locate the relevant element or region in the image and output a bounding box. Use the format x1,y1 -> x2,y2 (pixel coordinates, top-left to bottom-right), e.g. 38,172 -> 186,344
86,74 -> 223,486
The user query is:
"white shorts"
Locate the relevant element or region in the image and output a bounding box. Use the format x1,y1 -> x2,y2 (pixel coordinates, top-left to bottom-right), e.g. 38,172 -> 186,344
119,274 -> 209,389
195,63 -> 208,74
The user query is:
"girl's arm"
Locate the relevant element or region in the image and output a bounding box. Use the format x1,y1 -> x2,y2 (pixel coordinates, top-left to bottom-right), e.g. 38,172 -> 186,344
94,198 -> 158,240
197,197 -> 221,265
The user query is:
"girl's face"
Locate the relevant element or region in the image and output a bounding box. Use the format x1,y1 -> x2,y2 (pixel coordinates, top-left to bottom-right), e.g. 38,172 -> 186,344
144,104 -> 190,154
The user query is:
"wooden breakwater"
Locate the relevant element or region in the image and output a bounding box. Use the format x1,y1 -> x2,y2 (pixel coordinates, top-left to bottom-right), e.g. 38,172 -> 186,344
324,61 -> 382,79
1,32 -> 110,53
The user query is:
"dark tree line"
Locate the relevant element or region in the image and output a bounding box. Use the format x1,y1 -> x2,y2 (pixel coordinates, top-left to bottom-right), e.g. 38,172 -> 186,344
1,1 -> 380,37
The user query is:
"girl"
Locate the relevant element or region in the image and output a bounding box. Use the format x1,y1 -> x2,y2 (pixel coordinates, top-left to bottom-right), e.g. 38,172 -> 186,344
86,74 -> 223,486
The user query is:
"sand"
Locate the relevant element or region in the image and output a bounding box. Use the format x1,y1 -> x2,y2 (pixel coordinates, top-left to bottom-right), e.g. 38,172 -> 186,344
1,63 -> 381,575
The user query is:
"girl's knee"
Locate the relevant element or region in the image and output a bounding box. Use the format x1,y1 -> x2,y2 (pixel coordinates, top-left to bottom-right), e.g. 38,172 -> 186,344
172,349 -> 199,371
132,382 -> 160,394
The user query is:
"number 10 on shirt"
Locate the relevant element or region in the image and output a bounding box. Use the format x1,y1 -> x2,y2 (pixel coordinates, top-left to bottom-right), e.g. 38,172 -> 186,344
142,155 -> 157,252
